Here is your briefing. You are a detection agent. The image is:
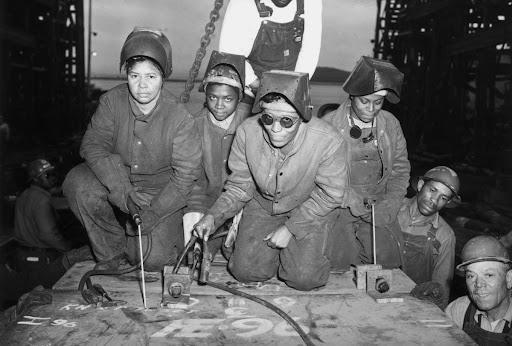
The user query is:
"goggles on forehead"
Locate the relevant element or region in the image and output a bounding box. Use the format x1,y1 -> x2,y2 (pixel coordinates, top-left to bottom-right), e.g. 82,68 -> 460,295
260,113 -> 300,129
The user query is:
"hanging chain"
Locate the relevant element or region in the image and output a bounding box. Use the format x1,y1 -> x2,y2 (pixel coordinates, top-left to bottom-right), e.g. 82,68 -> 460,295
180,0 -> 224,103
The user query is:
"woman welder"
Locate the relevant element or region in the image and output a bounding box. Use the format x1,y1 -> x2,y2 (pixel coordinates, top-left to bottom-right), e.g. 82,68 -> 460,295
324,56 -> 410,269
63,28 -> 202,271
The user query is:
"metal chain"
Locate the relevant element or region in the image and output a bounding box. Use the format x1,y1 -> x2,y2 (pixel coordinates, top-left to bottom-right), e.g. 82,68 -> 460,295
180,0 -> 224,103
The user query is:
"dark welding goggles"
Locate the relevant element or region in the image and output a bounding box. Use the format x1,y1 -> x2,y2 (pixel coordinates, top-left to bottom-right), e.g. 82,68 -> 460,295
260,113 -> 300,129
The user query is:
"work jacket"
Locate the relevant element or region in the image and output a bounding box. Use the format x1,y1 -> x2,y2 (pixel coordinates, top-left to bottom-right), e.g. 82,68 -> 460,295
80,84 -> 202,218
323,99 -> 410,225
208,116 -> 348,239
14,185 -> 70,251
186,106 -> 249,213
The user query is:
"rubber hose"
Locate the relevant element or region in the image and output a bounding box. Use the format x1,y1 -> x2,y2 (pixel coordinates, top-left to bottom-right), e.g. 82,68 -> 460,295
206,281 -> 315,346
78,233 -> 153,301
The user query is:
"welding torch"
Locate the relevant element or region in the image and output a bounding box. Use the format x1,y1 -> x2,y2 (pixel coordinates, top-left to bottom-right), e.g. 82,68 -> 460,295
127,198 -> 147,309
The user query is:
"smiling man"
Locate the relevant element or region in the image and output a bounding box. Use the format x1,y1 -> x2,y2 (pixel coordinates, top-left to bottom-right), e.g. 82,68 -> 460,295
399,166 -> 460,308
446,235 -> 512,344
193,70 -> 348,291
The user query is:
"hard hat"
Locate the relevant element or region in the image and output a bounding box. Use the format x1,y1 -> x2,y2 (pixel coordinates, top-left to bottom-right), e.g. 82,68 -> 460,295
343,56 -> 404,104
456,235 -> 511,271
200,50 -> 245,99
421,166 -> 461,201
253,70 -> 313,121
27,159 -> 54,181
120,27 -> 173,78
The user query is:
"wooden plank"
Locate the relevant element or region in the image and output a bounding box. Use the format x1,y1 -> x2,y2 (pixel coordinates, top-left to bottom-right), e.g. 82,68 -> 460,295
3,287 -> 475,345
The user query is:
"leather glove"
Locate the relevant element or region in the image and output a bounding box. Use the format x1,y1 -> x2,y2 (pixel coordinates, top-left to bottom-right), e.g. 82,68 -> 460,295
410,281 -> 445,309
225,209 -> 243,248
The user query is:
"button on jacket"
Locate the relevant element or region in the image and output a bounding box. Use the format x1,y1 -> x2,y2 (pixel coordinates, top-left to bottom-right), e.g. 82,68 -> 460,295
208,116 -> 348,239
80,84 -> 202,217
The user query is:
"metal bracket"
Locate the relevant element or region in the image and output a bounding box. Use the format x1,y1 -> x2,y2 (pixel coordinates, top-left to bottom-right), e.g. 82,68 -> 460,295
161,265 -> 192,306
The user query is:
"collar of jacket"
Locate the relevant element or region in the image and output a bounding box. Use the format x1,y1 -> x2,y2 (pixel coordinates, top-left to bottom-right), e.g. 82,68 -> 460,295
261,119 -> 308,158
128,88 -> 163,122
337,99 -> 388,142
198,106 -> 245,135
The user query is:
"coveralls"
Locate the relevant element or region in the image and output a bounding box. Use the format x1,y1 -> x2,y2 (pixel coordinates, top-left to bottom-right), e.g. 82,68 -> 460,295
446,295 -> 512,345
219,0 -> 321,117
208,116 -> 348,291
398,197 -> 455,307
63,84 -> 201,271
323,99 -> 410,269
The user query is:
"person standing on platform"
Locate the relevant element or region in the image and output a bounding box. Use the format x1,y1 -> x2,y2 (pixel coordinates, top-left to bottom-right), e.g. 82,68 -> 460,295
219,0 -> 322,115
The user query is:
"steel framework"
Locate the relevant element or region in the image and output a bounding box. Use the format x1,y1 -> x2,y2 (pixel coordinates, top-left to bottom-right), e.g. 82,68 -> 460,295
374,0 -> 511,170
0,0 -> 85,147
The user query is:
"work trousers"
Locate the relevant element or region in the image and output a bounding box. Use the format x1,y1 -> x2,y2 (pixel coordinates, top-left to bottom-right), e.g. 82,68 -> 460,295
63,163 -> 183,271
228,199 -> 332,291
327,208 -> 403,270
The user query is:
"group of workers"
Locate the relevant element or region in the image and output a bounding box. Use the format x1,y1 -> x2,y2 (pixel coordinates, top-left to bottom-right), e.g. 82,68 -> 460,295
8,1 -> 511,344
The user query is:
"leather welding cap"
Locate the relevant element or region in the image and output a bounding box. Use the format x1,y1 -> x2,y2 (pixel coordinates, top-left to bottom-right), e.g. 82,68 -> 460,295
120,27 -> 173,78
343,56 -> 404,104
27,159 -> 54,181
421,166 -> 461,202
199,50 -> 245,99
457,235 -> 512,271
253,70 -> 312,121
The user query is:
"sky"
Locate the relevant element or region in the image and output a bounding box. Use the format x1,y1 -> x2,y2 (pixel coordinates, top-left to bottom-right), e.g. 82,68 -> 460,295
86,0 -> 376,79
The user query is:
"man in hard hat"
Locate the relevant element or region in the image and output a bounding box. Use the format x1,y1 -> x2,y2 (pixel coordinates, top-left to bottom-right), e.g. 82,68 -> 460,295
14,159 -> 72,267
446,235 -> 512,344
193,70 -> 348,291
400,166 -> 460,309
218,0 -> 322,115
63,28 -> 202,272
183,50 -> 248,257
323,56 -> 410,269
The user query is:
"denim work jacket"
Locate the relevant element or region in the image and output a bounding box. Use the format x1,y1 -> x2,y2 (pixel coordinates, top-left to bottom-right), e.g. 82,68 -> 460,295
323,99 -> 410,225
208,116 -> 349,239
80,84 -> 202,217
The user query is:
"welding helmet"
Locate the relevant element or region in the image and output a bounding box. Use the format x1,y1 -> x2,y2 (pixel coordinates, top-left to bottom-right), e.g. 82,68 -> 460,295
27,159 -> 55,181
120,27 -> 173,78
253,70 -> 312,121
343,56 -> 404,104
457,235 -> 511,271
421,166 -> 461,202
200,50 -> 245,99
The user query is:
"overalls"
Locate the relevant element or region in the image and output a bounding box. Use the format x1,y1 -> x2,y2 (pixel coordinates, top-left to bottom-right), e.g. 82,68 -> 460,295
463,302 -> 512,345
402,226 -> 440,284
248,0 -> 304,79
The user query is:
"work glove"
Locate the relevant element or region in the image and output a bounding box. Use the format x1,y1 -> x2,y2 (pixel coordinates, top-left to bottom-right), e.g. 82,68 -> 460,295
410,281 -> 445,309
193,214 -> 215,241
183,212 -> 204,246
224,209 -> 243,248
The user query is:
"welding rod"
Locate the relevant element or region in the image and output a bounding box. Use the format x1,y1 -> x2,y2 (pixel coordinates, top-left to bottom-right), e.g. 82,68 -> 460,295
371,203 -> 376,265
136,223 -> 147,309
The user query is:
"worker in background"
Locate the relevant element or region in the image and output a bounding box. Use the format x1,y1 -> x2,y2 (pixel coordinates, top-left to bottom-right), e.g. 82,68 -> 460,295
323,56 -> 409,269
7,159 -> 91,299
194,70 -> 348,291
446,235 -> 512,344
14,159 -> 72,267
218,0 -> 322,114
400,166 -> 459,309
63,28 -> 202,272
183,50 -> 249,257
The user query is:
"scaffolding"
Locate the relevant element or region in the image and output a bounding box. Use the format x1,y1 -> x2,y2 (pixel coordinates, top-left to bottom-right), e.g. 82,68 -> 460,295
0,0 -> 85,148
374,0 -> 512,170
